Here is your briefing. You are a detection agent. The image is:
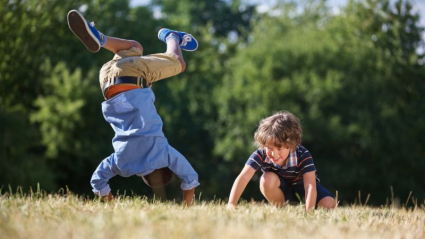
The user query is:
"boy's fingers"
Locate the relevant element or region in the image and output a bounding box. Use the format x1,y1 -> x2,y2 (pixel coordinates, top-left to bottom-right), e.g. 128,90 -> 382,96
102,192 -> 114,202
226,204 -> 237,210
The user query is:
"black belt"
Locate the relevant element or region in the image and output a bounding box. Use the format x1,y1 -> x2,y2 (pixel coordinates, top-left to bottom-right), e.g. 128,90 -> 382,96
102,76 -> 148,99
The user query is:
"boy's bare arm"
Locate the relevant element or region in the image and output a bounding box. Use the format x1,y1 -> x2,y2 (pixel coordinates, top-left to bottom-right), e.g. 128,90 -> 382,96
183,188 -> 195,206
227,165 -> 256,209
303,172 -> 317,211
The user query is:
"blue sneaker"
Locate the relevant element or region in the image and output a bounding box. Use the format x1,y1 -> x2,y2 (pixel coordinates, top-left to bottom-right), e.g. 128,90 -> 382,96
67,10 -> 106,53
158,28 -> 198,51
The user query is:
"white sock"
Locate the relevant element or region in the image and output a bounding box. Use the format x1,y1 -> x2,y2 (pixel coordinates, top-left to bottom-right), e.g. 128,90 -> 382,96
165,33 -> 181,44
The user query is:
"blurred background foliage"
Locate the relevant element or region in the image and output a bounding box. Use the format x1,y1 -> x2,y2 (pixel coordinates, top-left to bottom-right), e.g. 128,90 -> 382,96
1,0 -> 424,206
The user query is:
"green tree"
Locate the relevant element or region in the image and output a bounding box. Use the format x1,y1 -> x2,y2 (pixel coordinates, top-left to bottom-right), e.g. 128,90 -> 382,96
0,0 -> 161,194
2,0 -> 424,206
124,0 -> 257,198
0,0 -> 82,191
152,0 -> 255,37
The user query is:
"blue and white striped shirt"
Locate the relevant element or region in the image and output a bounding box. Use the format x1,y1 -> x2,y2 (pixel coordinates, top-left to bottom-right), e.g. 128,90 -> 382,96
246,145 -> 319,185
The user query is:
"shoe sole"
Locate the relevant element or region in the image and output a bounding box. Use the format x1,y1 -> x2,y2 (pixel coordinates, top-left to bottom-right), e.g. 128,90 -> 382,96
158,28 -> 198,52
67,10 -> 100,53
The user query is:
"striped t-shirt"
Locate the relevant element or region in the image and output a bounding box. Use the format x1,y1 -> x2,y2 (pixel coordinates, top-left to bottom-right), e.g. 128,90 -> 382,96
246,145 -> 319,185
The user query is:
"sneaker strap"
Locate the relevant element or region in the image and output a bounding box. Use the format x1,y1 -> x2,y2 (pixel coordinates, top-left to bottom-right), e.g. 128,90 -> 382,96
90,21 -> 107,47
180,34 -> 192,47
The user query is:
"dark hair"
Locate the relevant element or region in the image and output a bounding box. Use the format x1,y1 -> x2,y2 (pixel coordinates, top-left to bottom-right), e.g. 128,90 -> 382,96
254,111 -> 302,150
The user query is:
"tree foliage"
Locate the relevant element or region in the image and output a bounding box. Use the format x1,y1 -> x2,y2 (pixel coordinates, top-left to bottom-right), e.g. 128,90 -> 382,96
1,0 -> 424,205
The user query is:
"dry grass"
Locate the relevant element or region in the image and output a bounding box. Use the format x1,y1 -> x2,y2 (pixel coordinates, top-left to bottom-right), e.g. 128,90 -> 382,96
1,190 -> 424,239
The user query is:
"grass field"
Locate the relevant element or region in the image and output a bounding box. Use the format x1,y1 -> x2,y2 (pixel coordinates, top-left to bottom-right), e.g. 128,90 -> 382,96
1,189 -> 424,239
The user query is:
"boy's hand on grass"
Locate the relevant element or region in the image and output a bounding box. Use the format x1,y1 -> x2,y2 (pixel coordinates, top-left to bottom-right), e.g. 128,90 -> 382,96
102,192 -> 114,202
183,188 -> 195,206
226,203 -> 237,211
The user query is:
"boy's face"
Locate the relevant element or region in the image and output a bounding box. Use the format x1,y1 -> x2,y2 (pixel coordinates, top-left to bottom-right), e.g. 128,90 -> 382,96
264,139 -> 291,167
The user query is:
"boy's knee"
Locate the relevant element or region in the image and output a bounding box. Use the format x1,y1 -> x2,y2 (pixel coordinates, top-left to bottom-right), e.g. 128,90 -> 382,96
178,58 -> 186,72
318,196 -> 336,209
130,40 -> 143,53
260,172 -> 280,190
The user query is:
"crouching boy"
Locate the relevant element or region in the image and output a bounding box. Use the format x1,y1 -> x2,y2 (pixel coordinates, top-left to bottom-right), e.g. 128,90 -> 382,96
227,111 -> 336,211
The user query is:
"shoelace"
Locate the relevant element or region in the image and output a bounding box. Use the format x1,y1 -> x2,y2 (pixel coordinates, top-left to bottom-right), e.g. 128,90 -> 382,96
180,34 -> 192,47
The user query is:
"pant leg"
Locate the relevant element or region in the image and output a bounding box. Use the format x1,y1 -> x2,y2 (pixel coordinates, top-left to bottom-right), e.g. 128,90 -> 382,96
139,53 -> 182,84
315,183 -> 335,201
291,182 -> 335,205
278,176 -> 299,203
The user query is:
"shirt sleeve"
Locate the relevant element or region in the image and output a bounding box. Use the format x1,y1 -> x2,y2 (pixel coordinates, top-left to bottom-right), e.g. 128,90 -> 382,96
167,145 -> 200,190
298,149 -> 316,175
245,149 -> 264,171
90,154 -> 117,196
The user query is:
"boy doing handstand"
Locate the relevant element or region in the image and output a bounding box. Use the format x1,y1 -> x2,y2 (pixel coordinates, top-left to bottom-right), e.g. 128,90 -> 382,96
227,111 -> 336,211
67,10 -> 200,204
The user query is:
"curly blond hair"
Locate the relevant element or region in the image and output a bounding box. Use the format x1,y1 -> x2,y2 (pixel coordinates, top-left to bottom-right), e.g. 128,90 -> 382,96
254,111 -> 302,151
